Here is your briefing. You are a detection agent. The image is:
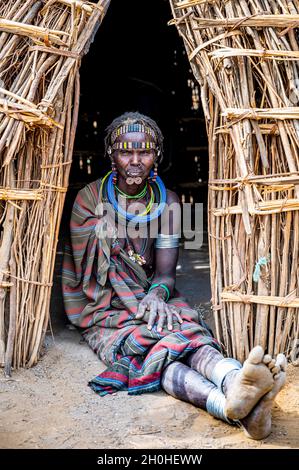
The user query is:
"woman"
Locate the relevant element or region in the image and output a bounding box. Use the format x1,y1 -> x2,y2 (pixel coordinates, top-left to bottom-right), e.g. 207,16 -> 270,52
62,112 -> 287,440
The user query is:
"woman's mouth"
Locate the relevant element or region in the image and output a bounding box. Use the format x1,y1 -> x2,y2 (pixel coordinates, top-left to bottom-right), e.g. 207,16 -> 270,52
127,170 -> 143,177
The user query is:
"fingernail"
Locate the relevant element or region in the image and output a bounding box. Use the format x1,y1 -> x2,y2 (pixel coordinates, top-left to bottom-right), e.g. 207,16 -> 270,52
147,325 -> 152,330
168,325 -> 172,330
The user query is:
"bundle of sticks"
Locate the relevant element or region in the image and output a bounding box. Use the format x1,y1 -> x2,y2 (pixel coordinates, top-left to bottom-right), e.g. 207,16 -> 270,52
0,0 -> 111,375
169,0 -> 299,363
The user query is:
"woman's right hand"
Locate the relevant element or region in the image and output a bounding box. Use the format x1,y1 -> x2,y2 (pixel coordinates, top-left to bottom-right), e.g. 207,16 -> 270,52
136,290 -> 183,332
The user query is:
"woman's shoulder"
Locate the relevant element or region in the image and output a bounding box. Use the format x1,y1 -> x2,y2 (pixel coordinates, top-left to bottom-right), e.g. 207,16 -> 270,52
78,178 -> 102,195
166,188 -> 180,205
75,178 -> 102,205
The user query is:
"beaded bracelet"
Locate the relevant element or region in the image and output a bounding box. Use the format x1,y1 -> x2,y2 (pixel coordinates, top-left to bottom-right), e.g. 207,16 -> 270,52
148,283 -> 170,302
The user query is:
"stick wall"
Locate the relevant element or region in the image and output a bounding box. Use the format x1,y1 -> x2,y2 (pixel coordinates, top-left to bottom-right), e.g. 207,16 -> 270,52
0,0 -> 111,374
169,0 -> 299,363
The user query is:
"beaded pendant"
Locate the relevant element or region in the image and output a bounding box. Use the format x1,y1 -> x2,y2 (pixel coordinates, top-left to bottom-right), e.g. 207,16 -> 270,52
127,246 -> 146,266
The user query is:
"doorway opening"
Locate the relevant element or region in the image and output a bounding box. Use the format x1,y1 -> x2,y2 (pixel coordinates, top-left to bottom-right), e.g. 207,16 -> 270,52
50,0 -> 211,328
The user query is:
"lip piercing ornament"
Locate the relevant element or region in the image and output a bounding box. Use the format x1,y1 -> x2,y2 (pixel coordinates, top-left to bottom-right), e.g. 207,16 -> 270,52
126,176 -> 143,185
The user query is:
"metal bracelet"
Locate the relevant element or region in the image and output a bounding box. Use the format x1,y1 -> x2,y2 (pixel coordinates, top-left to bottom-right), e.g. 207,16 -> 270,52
206,388 -> 229,423
155,233 -> 180,249
210,358 -> 242,392
206,388 -> 238,425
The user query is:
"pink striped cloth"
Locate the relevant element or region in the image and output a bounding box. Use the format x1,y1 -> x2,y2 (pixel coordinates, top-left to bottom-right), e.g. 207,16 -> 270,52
62,179 -> 220,395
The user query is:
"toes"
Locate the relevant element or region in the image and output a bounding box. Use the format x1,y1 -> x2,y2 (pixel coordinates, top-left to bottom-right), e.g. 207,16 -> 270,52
263,354 -> 272,365
247,345 -> 264,364
276,354 -> 287,372
270,366 -> 280,375
267,359 -> 276,371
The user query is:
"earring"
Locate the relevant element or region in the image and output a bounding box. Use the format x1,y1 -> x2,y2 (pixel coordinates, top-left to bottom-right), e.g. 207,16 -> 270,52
111,161 -> 117,184
149,163 -> 158,182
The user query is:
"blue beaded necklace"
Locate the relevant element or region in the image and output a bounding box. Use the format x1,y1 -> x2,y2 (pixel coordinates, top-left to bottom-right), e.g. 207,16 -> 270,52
106,170 -> 167,224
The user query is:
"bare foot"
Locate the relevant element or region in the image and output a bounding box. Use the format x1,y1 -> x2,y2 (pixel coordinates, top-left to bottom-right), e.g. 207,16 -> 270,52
224,346 -> 275,420
241,354 -> 287,440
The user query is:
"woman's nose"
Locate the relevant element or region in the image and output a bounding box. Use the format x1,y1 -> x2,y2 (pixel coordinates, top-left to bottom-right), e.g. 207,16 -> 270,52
131,152 -> 140,165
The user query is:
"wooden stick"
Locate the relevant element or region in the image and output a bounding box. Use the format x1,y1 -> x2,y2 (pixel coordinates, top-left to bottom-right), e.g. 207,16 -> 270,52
193,15 -> 299,28
210,47 -> 299,60
212,198 -> 299,216
223,107 -> 299,120
0,18 -> 69,45
221,292 -> 299,308
4,245 -> 16,377
0,189 -> 43,201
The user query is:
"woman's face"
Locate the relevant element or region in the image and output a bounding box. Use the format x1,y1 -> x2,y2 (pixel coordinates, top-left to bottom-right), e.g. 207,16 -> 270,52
112,132 -> 156,182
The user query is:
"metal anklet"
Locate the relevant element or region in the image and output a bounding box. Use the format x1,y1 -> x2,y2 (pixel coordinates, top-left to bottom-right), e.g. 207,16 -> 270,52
210,358 -> 242,392
206,388 -> 239,425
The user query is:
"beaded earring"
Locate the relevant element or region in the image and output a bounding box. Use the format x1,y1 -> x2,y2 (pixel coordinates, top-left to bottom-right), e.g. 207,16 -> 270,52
150,163 -> 158,182
111,161 -> 117,185
150,148 -> 161,182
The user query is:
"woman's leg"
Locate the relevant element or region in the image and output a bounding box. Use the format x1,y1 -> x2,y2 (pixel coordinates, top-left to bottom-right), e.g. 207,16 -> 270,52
161,350 -> 287,440
184,345 -> 279,420
161,361 -> 234,424
161,361 -> 214,409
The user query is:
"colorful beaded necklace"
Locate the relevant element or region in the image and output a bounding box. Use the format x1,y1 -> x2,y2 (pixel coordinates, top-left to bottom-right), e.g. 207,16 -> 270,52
115,182 -> 147,199
106,170 -> 166,224
99,170 -> 166,265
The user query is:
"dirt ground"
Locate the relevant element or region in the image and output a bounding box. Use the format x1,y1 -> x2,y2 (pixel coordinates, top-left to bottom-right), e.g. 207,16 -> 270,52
1,325 -> 299,450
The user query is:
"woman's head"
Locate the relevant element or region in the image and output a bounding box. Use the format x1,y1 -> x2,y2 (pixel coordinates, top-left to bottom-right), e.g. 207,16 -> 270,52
105,112 -> 164,163
104,112 -> 164,184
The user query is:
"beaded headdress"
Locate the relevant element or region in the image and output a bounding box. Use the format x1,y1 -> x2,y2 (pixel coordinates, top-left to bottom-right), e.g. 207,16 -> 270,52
111,141 -> 157,151
110,123 -> 157,144
107,122 -> 160,156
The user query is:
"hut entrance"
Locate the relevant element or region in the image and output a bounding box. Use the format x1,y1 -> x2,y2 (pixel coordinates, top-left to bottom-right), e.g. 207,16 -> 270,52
50,0 -> 211,331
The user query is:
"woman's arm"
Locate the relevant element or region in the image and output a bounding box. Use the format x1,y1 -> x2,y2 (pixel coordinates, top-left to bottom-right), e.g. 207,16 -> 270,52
136,190 -> 182,332
150,189 -> 181,298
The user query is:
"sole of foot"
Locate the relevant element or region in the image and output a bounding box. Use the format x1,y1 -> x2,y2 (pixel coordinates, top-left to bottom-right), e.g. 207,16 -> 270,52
225,346 -> 275,420
240,354 -> 287,440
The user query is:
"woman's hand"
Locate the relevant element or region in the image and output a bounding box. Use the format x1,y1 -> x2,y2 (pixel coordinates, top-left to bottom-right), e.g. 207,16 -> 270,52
136,291 -> 183,332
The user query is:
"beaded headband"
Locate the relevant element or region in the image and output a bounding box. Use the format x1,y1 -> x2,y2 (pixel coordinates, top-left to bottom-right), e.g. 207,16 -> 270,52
111,124 -> 157,144
109,141 -> 157,152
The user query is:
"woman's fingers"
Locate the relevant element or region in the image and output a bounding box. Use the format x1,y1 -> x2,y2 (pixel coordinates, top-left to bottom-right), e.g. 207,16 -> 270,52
165,305 -> 173,331
137,300 -> 183,332
157,301 -> 166,332
170,306 -> 183,324
147,301 -> 158,330
135,302 -> 148,319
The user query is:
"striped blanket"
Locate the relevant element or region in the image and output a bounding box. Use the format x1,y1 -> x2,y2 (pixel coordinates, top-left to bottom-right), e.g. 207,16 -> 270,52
62,178 -> 220,396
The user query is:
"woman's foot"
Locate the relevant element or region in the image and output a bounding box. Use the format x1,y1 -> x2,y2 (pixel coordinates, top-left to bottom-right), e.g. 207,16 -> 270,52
240,354 -> 287,439
224,346 -> 278,420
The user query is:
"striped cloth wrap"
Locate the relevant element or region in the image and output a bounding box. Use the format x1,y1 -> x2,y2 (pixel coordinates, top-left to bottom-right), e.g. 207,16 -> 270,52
62,178 -> 220,396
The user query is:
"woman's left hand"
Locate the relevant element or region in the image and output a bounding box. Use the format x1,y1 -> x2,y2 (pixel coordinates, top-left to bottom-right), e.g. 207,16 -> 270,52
136,291 -> 183,332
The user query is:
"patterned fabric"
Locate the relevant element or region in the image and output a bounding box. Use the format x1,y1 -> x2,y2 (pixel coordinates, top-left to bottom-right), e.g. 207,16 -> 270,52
61,178 -> 220,396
